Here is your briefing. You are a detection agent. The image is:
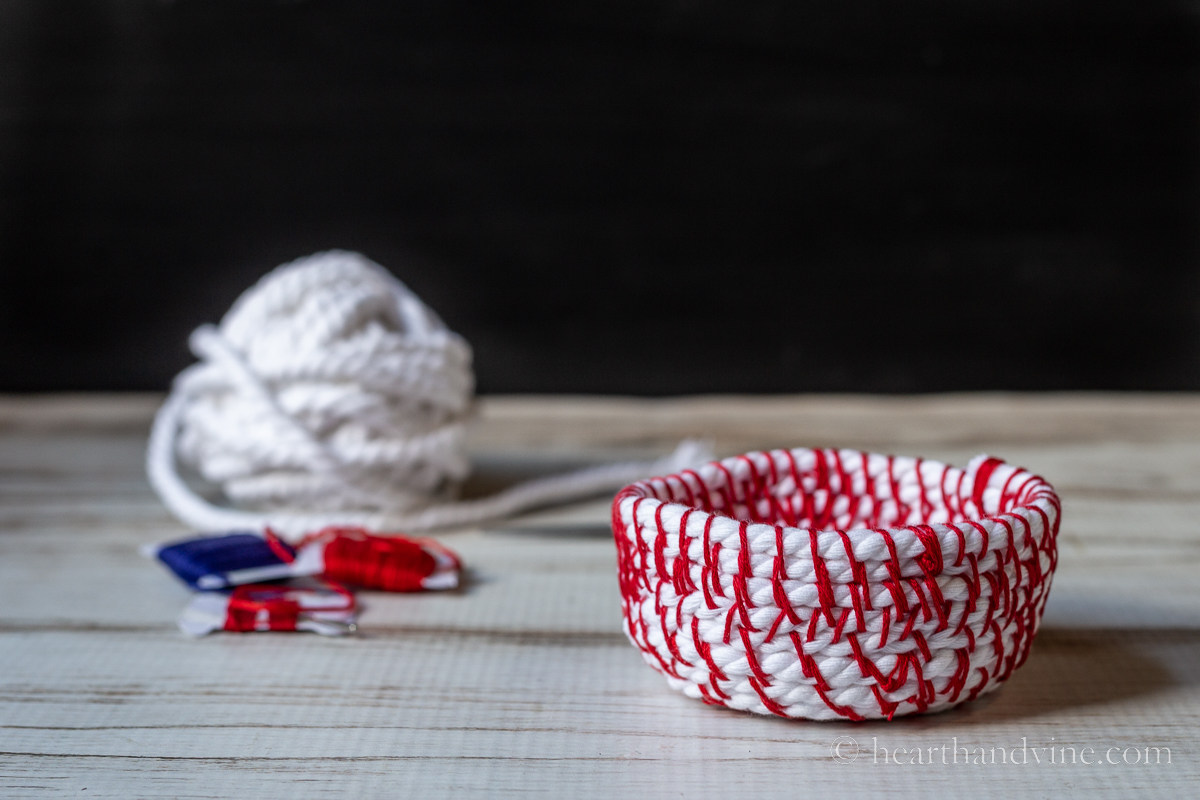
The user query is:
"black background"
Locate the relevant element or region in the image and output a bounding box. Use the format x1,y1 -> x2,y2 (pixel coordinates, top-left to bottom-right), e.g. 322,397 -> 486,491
2,0 -> 1198,394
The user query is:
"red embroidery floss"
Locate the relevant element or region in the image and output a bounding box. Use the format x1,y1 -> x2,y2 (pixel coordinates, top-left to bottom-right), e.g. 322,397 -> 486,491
611,450 -> 1060,721
289,526 -> 461,592
178,581 -> 357,637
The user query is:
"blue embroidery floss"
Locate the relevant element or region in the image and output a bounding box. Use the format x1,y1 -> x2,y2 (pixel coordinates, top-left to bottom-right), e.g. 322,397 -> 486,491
144,532 -> 303,590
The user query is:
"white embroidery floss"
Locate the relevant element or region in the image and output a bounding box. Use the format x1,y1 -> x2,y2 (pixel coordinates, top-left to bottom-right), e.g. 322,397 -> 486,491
148,250 -> 707,540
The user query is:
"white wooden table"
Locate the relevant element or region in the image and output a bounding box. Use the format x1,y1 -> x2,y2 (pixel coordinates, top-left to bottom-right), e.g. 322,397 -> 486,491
1,393 -> 1197,797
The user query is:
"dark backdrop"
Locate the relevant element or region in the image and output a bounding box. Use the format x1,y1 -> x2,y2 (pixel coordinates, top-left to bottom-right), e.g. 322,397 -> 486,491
2,0 -> 1199,394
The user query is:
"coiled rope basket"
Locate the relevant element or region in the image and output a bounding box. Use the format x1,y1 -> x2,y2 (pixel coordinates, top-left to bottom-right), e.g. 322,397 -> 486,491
612,449 -> 1060,720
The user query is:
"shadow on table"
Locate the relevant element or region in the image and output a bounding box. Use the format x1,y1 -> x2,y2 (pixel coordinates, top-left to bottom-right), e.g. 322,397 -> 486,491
897,627 -> 1200,728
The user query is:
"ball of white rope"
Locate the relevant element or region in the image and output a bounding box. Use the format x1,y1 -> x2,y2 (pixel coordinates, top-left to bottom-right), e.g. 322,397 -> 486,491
148,250 -> 706,540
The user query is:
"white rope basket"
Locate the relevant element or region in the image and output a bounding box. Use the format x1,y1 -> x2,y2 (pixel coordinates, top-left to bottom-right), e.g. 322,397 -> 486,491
611,449 -> 1060,721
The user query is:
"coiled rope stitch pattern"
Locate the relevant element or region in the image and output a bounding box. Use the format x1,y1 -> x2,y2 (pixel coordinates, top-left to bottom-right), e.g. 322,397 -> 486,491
148,250 -> 707,539
612,449 -> 1060,720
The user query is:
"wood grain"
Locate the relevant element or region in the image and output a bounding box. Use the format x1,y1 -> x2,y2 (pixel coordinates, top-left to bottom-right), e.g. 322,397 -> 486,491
0,393 -> 1196,797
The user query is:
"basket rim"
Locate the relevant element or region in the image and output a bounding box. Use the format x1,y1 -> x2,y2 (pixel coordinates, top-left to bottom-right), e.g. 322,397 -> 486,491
617,447 -> 1057,527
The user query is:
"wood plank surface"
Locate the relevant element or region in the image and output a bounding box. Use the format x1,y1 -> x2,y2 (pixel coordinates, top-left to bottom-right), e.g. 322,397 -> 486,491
0,393 -> 1197,798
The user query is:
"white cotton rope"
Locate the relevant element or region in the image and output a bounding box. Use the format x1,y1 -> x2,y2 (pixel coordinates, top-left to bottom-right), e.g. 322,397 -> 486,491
147,250 -> 710,541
